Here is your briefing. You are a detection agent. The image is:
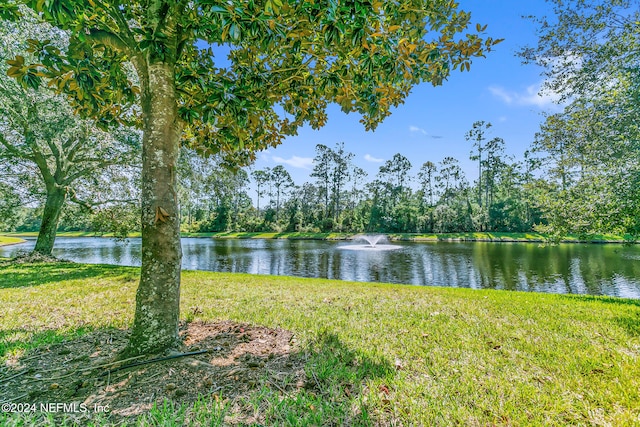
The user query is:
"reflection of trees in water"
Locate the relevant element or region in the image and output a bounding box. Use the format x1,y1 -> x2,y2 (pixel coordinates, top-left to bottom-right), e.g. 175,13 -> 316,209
402,242 -> 640,297
182,239 -> 255,273
410,244 -> 476,289
466,243 -> 640,297
51,238 -> 142,267
5,238 -> 639,297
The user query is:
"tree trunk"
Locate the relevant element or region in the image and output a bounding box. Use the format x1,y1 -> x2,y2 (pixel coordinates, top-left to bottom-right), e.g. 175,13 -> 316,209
124,62 -> 183,357
33,186 -> 66,255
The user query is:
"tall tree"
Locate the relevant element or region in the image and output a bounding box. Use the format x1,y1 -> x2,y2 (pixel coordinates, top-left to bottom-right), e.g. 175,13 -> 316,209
521,0 -> 640,238
465,120 -> 491,208
418,160 -> 437,231
379,153 -> 412,190
310,144 -> 332,219
7,0 -> 501,356
270,165 -> 293,221
371,153 -> 413,231
251,168 -> 270,213
482,136 -> 505,230
330,142 -> 353,222
433,156 -> 472,232
1,14 -> 139,255
531,114 -> 576,192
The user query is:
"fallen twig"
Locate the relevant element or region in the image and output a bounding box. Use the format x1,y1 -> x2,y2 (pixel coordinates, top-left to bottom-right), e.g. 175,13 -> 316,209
0,393 -> 29,404
100,350 -> 208,376
39,353 -> 147,375
27,354 -> 148,382
311,370 -> 321,390
268,380 -> 291,397
0,369 -> 29,384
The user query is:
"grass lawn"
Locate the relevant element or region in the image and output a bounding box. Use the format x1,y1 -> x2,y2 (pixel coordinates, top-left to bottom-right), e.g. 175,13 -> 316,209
0,236 -> 25,246
2,231 -> 143,239
6,231 -> 631,243
1,262 -> 639,425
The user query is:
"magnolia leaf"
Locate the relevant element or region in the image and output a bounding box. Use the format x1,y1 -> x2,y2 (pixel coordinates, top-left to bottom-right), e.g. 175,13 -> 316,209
229,23 -> 240,41
6,67 -> 24,78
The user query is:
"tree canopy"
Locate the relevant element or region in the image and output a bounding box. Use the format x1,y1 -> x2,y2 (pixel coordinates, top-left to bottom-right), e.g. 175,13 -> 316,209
0,14 -> 140,254
522,0 -> 640,238
6,0 -> 502,151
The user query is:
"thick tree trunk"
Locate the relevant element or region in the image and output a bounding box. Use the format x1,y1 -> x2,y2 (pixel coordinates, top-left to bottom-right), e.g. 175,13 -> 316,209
124,62 -> 183,356
33,186 -> 66,255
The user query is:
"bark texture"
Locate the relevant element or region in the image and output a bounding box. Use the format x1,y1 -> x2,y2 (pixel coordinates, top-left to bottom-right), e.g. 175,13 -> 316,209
33,186 -> 66,255
125,61 -> 183,356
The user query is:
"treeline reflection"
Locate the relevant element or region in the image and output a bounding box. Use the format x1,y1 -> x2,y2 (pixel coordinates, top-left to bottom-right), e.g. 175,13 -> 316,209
2,238 -> 639,298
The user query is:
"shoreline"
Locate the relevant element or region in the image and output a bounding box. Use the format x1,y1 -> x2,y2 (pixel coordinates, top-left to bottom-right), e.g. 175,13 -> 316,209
0,237 -> 26,247
2,231 -> 635,245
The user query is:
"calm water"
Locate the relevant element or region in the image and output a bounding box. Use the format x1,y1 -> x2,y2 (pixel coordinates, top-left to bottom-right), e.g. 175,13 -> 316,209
3,237 -> 640,298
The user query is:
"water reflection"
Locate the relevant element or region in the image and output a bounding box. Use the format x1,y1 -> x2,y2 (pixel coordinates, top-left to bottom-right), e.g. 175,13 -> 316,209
2,238 -> 639,298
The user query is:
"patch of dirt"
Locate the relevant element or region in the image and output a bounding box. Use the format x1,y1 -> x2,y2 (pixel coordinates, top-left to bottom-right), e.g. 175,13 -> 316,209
2,250 -> 71,264
1,321 -> 307,424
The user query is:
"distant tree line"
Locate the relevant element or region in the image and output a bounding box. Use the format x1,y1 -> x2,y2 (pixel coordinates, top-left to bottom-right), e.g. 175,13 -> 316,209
169,117 -> 639,238
7,108 -> 639,239
165,125 -> 539,235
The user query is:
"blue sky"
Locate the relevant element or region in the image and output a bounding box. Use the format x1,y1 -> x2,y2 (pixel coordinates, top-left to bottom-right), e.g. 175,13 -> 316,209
251,0 -> 560,186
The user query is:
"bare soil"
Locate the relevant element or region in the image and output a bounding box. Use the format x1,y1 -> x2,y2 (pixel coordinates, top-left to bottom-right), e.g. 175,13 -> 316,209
1,321 -> 307,425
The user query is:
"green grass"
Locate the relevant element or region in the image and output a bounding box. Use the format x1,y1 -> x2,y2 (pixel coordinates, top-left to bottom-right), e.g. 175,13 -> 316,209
180,231 -> 632,242
387,231 -> 632,242
5,231 -> 632,243
1,263 -> 639,425
4,231 -> 142,238
0,236 -> 25,246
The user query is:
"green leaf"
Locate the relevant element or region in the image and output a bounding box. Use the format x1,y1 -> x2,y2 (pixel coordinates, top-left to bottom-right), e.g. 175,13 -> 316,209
6,56 -> 25,67
229,23 -> 240,41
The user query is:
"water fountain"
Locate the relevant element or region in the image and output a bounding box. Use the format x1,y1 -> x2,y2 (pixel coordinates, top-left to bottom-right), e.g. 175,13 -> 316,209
338,234 -> 402,251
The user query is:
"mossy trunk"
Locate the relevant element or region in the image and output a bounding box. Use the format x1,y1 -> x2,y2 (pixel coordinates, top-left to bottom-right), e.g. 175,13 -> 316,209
124,61 -> 182,356
33,186 -> 66,255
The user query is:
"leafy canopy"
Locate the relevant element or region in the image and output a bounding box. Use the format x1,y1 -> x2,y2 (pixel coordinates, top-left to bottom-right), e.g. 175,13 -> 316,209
521,0 -> 639,103
522,0 -> 640,238
6,0 -> 501,163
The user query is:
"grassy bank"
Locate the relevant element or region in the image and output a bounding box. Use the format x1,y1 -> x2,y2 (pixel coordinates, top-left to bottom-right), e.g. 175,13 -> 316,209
6,230 -> 631,243
1,263 -> 639,425
178,231 -> 633,243
3,231 -> 142,238
0,236 -> 25,246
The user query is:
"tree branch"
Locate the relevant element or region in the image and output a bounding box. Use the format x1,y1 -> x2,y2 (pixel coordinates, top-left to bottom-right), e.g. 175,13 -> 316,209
0,133 -> 33,160
66,187 -> 93,212
61,158 -> 128,186
44,136 -> 65,181
85,29 -> 133,56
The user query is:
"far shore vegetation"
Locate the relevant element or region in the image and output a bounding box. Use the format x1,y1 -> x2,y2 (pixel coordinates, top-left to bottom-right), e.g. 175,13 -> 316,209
2,231 -> 635,244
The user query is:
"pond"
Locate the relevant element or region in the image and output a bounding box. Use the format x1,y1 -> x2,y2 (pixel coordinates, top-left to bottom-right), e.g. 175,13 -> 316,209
2,237 -> 640,298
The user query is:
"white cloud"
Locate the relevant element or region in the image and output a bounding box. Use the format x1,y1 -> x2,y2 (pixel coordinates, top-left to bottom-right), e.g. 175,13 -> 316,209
364,154 -> 384,163
258,149 -> 271,161
488,86 -> 514,104
409,125 -> 428,135
272,155 -> 313,169
409,125 -> 443,139
489,83 -> 562,109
